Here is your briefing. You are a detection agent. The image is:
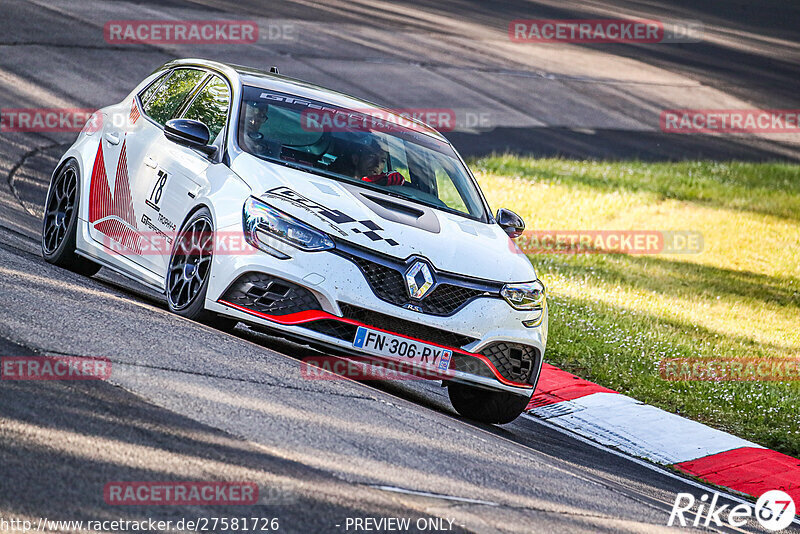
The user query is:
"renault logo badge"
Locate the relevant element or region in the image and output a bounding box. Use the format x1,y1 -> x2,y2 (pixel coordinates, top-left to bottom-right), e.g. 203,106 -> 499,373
405,261 -> 435,300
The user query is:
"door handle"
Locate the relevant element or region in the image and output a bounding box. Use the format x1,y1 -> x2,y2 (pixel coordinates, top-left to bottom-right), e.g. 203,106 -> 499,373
104,132 -> 120,145
144,156 -> 158,169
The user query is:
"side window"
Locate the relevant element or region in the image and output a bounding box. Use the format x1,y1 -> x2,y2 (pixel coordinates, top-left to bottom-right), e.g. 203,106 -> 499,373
182,76 -> 231,141
142,68 -> 206,126
138,71 -> 169,106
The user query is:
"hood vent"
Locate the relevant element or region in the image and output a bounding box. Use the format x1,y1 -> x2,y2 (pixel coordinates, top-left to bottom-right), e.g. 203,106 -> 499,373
342,183 -> 440,233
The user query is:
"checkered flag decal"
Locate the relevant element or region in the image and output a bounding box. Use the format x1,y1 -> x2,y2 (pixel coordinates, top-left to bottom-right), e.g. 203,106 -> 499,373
351,220 -> 399,246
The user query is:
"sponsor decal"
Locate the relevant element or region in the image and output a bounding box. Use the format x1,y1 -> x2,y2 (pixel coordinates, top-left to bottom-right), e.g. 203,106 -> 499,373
265,186 -> 355,225
264,187 -> 399,245
157,212 -> 176,232
1,356 -> 111,380
661,109 -> 800,133
139,214 -> 173,247
668,490 -> 795,531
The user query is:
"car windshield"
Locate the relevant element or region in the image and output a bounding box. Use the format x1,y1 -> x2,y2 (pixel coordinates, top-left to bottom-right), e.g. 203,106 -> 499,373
237,85 -> 487,221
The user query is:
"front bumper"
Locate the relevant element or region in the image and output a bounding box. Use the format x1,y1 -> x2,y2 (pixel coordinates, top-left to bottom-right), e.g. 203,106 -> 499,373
206,226 -> 547,397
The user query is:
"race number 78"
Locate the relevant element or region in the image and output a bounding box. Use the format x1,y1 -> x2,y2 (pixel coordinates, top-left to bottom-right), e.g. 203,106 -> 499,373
147,169 -> 169,210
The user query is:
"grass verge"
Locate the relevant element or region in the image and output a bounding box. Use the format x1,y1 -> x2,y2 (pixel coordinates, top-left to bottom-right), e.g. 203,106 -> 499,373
472,156 -> 800,457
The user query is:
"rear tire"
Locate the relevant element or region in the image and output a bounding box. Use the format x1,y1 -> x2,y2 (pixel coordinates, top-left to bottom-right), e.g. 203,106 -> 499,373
41,160 -> 101,276
166,207 -> 236,331
448,383 -> 530,424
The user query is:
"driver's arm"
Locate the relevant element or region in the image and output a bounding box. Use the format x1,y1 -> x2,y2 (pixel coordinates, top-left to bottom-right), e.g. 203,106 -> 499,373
361,171 -> 405,186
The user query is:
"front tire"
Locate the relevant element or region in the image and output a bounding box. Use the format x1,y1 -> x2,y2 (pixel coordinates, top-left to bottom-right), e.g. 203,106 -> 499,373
41,160 -> 101,276
166,207 -> 235,330
448,383 -> 530,424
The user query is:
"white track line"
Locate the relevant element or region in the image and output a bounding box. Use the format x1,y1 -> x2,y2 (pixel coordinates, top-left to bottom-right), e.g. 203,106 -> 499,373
369,485 -> 500,506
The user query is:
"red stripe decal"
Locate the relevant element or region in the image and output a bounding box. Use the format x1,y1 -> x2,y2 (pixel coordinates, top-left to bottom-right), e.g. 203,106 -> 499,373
89,143 -> 110,223
89,139 -> 143,253
673,447 -> 800,502
217,299 -> 533,389
527,363 -> 617,409
129,101 -> 140,124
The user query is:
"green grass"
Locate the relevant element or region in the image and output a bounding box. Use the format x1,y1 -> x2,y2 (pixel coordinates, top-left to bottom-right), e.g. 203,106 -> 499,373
471,156 -> 800,457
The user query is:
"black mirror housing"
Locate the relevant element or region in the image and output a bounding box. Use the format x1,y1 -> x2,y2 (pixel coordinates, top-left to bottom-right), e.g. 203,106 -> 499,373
496,208 -> 525,238
165,119 -> 216,156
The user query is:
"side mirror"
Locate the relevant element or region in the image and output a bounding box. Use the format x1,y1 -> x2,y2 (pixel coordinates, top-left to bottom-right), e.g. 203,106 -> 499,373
165,119 -> 216,156
496,208 -> 525,238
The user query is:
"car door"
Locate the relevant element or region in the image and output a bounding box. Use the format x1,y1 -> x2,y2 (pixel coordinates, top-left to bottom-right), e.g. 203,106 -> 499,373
139,74 -> 232,277
129,67 -> 210,275
84,71 -> 174,260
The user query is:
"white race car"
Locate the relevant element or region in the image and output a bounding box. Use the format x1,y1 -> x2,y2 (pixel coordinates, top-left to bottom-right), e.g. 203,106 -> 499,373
42,58 -> 547,423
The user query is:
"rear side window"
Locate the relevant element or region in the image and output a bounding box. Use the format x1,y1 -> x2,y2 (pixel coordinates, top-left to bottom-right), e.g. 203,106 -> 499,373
138,71 -> 169,105
181,76 -> 231,141
142,68 -> 206,126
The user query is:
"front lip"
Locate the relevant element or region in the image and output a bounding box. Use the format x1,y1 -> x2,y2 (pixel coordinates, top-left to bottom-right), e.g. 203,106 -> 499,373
217,299 -> 534,390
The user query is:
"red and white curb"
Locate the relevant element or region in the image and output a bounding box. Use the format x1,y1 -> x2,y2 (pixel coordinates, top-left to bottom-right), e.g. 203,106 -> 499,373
526,363 -> 800,503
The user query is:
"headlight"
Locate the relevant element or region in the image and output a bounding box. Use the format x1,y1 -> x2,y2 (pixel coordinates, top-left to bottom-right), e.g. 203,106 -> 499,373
243,196 -> 334,258
501,280 -> 545,310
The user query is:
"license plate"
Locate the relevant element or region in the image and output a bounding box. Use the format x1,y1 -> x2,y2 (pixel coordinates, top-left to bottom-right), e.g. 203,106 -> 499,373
353,326 -> 453,372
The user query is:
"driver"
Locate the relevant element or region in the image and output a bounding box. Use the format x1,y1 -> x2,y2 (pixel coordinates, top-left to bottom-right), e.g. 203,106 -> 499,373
239,100 -> 273,156
353,138 -> 405,186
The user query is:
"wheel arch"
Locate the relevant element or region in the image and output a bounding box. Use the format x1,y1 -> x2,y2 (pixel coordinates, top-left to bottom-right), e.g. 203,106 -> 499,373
177,202 -> 215,233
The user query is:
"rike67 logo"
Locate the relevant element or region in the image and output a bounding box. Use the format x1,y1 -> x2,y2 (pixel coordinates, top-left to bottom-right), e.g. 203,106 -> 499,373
668,490 -> 796,531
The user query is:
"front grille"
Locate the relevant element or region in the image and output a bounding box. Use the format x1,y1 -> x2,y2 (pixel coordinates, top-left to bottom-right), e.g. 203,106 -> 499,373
480,343 -> 538,383
221,273 -> 321,316
349,256 -> 407,306
338,304 -> 478,348
423,284 -> 487,316
344,254 -> 494,316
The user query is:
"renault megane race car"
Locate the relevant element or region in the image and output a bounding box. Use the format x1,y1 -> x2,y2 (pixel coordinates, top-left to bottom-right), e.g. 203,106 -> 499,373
42,58 -> 547,424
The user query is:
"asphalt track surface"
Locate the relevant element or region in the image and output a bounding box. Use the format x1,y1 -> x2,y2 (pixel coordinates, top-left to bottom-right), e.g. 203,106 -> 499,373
1,1 -> 799,533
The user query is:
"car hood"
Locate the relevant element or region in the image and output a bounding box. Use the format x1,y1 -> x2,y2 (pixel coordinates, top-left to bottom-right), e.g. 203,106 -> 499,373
231,154 -> 537,282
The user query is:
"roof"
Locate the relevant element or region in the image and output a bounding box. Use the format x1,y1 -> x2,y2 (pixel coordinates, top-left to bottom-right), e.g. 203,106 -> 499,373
161,58 -> 446,141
